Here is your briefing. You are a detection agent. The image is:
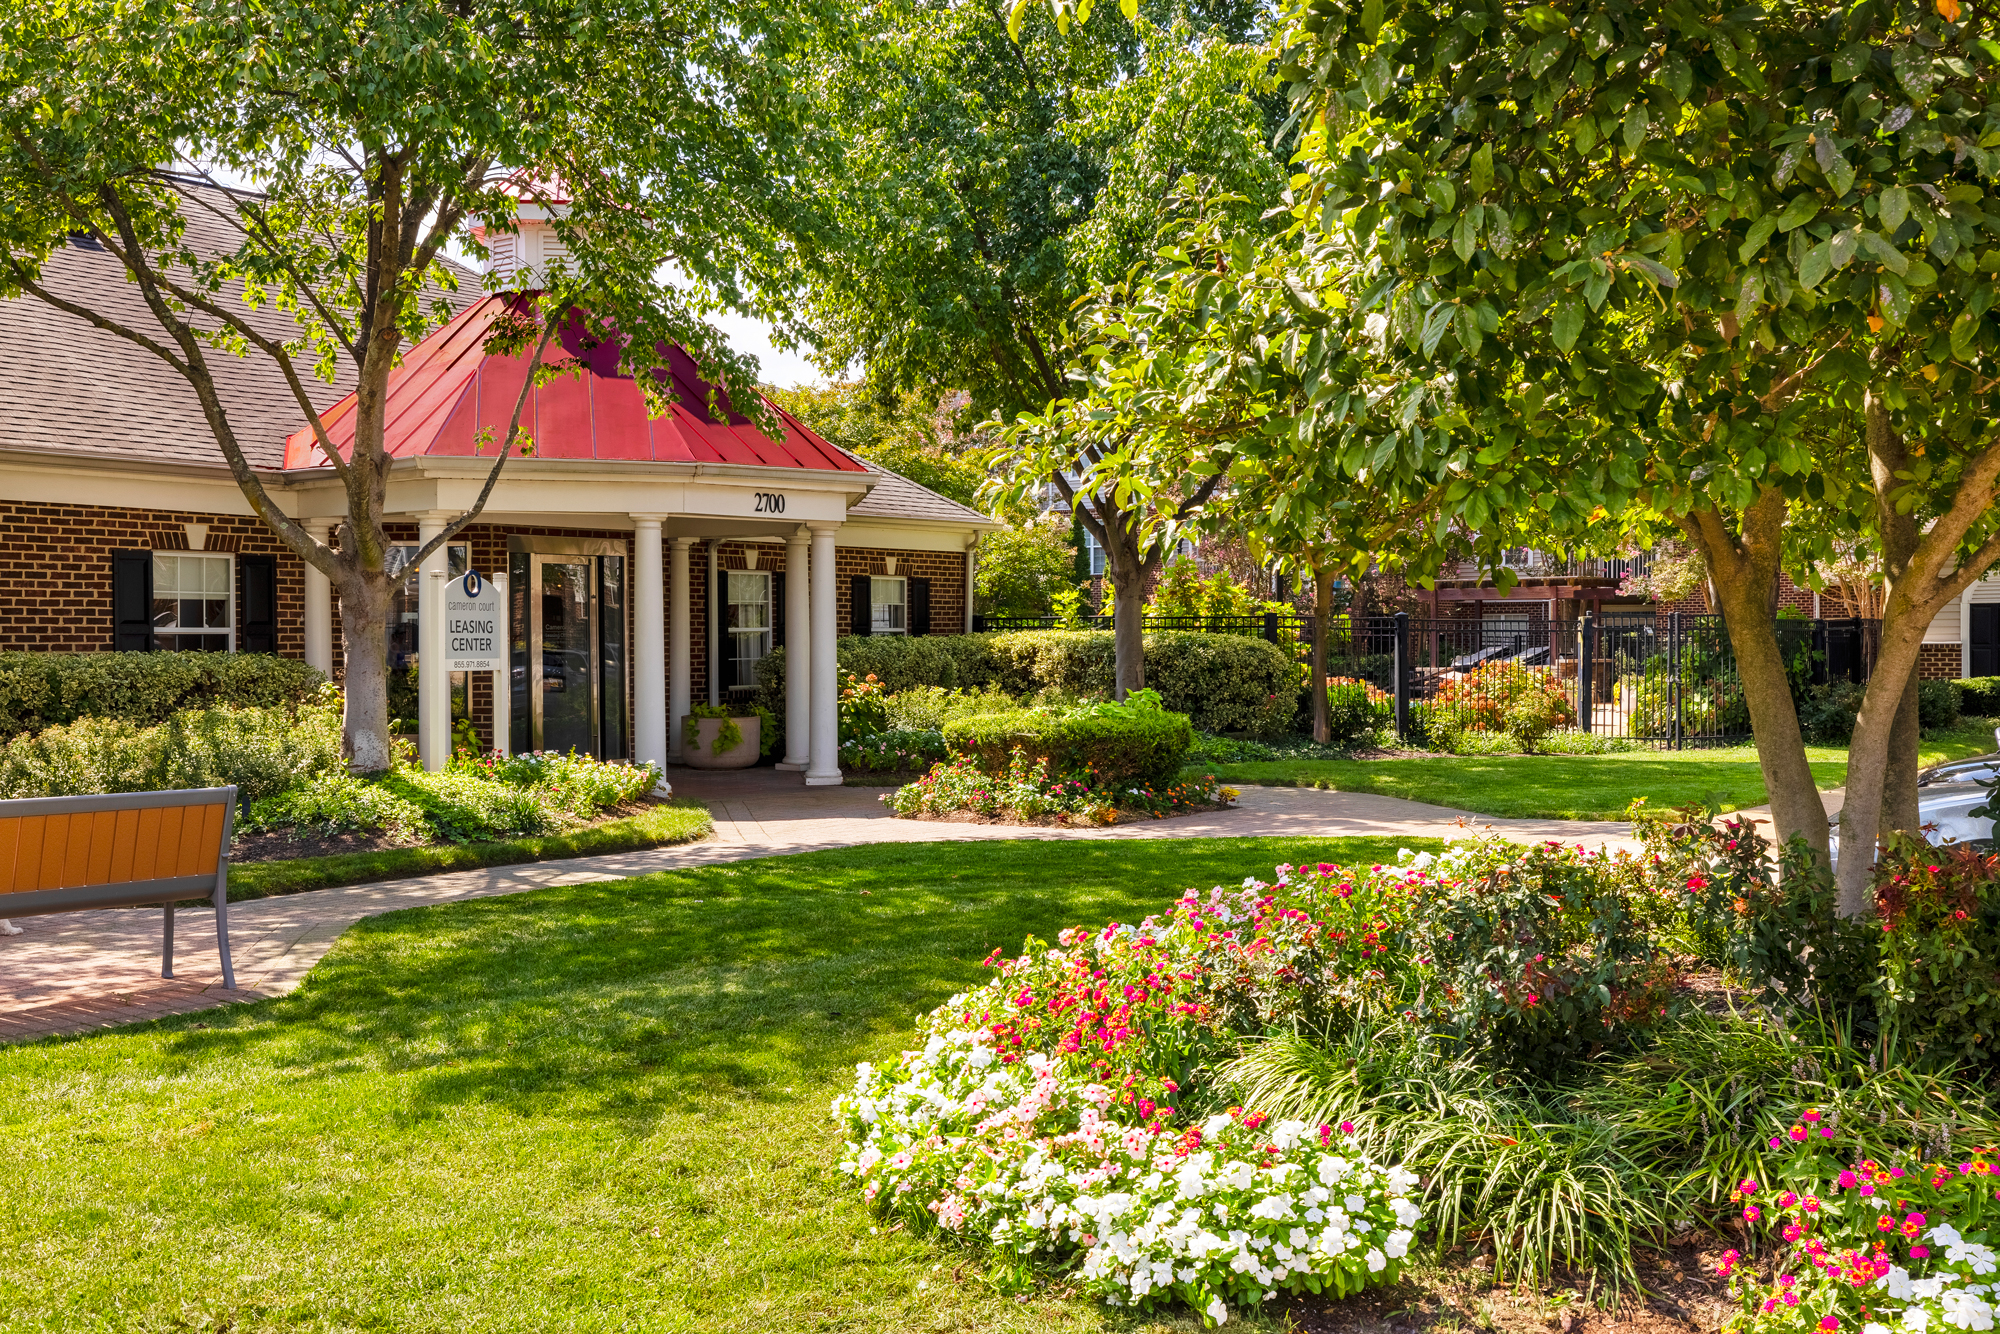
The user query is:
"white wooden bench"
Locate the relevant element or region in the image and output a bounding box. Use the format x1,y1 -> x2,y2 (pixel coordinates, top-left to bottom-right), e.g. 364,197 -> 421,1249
0,787 -> 237,989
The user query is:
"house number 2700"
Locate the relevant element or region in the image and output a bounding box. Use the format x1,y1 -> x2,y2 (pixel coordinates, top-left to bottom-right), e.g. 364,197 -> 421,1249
753,492 -> 787,513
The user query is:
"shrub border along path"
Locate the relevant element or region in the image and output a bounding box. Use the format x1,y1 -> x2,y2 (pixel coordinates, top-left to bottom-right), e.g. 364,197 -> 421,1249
0,769 -> 1641,1044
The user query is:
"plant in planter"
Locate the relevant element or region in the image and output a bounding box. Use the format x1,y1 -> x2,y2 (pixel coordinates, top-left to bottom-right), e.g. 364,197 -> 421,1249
680,702 -> 775,769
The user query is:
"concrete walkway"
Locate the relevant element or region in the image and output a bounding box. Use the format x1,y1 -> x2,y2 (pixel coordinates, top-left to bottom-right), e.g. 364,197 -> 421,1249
0,771 -> 1637,1044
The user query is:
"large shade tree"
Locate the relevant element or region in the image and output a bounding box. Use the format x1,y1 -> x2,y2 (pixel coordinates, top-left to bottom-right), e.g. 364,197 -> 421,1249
0,0 -> 815,770
785,0 -> 1287,694
1065,0 -> 2000,899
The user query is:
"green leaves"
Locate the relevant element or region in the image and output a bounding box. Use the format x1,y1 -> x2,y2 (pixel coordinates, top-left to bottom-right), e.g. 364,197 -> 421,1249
1740,215 -> 1778,263
1775,194 -> 1822,233
1469,143 -> 1494,197
1799,238 -> 1833,289
1858,230 -> 1908,275
1891,42 -> 1933,100
1877,186 -> 1909,234
1551,294 -> 1585,351
1831,40 -> 1871,82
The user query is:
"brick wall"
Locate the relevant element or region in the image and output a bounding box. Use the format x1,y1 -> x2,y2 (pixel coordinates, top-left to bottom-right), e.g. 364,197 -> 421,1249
1,503 -> 969,753
0,501 -> 305,656
1921,642 -> 1962,682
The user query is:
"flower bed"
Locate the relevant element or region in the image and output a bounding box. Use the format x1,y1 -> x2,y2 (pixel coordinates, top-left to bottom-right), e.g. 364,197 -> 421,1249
834,881 -> 1421,1324
882,744 -> 1231,824
1724,1126 -> 2000,1334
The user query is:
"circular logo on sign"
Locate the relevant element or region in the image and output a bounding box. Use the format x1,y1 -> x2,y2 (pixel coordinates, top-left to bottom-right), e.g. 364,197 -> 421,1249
462,570 -> 483,598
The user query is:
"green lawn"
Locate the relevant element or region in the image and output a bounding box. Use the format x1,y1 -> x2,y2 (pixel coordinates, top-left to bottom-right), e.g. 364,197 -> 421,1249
1208,722 -> 2000,821
228,799 -> 713,901
0,836 -> 1441,1334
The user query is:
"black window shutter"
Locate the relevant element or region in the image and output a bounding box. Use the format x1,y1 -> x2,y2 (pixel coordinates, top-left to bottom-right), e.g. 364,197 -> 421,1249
850,575 -> 872,637
908,576 -> 931,637
112,549 -> 154,651
771,571 -> 786,649
714,567 -> 733,691
238,553 -> 277,653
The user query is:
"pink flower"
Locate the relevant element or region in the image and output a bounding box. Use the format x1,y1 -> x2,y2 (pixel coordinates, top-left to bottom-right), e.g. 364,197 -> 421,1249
1744,1205 -> 1762,1222
1804,1196 -> 1822,1213
1819,1318 -> 1840,1332
1911,1245 -> 1931,1259
1804,1109 -> 1823,1123
1790,1126 -> 1810,1142
1340,1121 -> 1355,1134
1839,1171 -> 1858,1188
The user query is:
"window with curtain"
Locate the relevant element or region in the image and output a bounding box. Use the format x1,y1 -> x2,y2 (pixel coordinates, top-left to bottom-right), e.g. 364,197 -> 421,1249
151,552 -> 234,651
727,570 -> 772,689
871,576 -> 907,634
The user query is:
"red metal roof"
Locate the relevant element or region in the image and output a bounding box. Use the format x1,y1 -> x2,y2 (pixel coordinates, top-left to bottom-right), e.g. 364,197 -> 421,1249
282,293 -> 865,473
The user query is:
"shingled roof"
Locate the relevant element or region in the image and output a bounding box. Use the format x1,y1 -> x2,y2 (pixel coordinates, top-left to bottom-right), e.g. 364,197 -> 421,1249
0,212 -> 390,470
845,453 -> 995,526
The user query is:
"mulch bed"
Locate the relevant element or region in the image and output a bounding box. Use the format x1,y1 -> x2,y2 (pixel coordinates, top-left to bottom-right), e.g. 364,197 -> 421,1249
229,799 -> 665,865
231,827 -> 407,864
885,799 -> 1236,828
1285,1240 -> 1734,1334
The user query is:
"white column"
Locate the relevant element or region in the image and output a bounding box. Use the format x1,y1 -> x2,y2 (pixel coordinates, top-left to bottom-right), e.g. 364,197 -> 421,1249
490,570 -> 511,758
964,534 -> 979,633
631,515 -> 668,783
805,523 -> 842,786
706,538 -> 721,707
302,519 -> 333,677
668,535 -> 692,763
778,527 -> 812,770
416,512 -> 451,772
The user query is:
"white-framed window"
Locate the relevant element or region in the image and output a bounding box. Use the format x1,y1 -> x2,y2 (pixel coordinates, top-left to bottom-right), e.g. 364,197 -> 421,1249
871,576 -> 907,634
1081,529 -> 1106,577
152,551 -> 234,651
727,570 -> 772,688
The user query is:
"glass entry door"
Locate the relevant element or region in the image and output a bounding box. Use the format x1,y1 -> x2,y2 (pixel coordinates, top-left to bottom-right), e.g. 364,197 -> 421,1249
508,544 -> 628,760
534,556 -> 598,755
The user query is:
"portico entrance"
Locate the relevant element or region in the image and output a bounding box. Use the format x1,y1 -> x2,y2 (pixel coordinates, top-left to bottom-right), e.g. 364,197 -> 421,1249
507,537 -> 627,759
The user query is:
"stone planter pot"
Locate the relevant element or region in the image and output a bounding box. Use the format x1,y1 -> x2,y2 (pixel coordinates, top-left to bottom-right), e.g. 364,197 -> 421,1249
681,715 -> 761,769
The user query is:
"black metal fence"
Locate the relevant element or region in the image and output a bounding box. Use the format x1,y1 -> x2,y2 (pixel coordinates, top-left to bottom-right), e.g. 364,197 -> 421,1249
974,609 -> 1879,748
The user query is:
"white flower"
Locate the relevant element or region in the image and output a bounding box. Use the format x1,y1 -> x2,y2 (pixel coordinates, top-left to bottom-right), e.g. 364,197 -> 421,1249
1203,1113 -> 1234,1140
1941,1288 -> 1995,1330
1206,1296 -> 1229,1325
1866,1323 -> 1894,1334
1269,1120 -> 1308,1151
1386,1229 -> 1412,1259
1366,1247 -> 1387,1272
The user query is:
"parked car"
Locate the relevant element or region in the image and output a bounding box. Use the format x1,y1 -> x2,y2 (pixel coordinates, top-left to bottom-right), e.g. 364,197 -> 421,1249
1829,729 -> 2000,868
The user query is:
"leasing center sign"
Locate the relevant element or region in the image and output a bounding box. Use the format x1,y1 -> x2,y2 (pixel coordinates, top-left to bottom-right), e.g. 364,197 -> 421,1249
444,570 -> 501,671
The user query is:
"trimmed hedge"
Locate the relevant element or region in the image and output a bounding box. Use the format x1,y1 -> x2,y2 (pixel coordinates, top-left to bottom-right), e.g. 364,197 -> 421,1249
985,631 -> 1297,735
752,630 -> 1297,736
0,651 -> 325,740
0,700 -> 343,801
1956,678 -> 2000,718
942,707 -> 1193,786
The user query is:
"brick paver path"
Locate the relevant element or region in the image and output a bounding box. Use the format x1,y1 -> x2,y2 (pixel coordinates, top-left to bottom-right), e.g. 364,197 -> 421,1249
0,774 -> 1637,1044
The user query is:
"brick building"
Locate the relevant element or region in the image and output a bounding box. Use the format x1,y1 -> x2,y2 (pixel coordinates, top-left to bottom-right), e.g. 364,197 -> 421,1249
0,201 -> 997,784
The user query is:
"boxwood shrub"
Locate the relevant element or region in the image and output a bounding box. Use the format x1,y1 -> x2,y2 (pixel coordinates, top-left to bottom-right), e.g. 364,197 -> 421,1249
0,651 -> 325,740
1955,677 -> 2000,718
751,630 -> 1297,736
942,705 -> 1193,786
986,631 -> 1298,735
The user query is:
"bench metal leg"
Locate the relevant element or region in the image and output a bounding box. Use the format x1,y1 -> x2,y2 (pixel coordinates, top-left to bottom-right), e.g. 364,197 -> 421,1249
213,879 -> 236,991
162,902 -> 175,980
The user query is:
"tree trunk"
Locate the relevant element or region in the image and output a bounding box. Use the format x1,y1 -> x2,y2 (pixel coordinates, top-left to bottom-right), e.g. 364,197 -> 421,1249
1835,393 -> 1934,912
1686,493 -> 1829,863
1112,574 -> 1147,699
1869,392 -> 1924,841
1312,563 -> 1332,744
336,573 -> 395,772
